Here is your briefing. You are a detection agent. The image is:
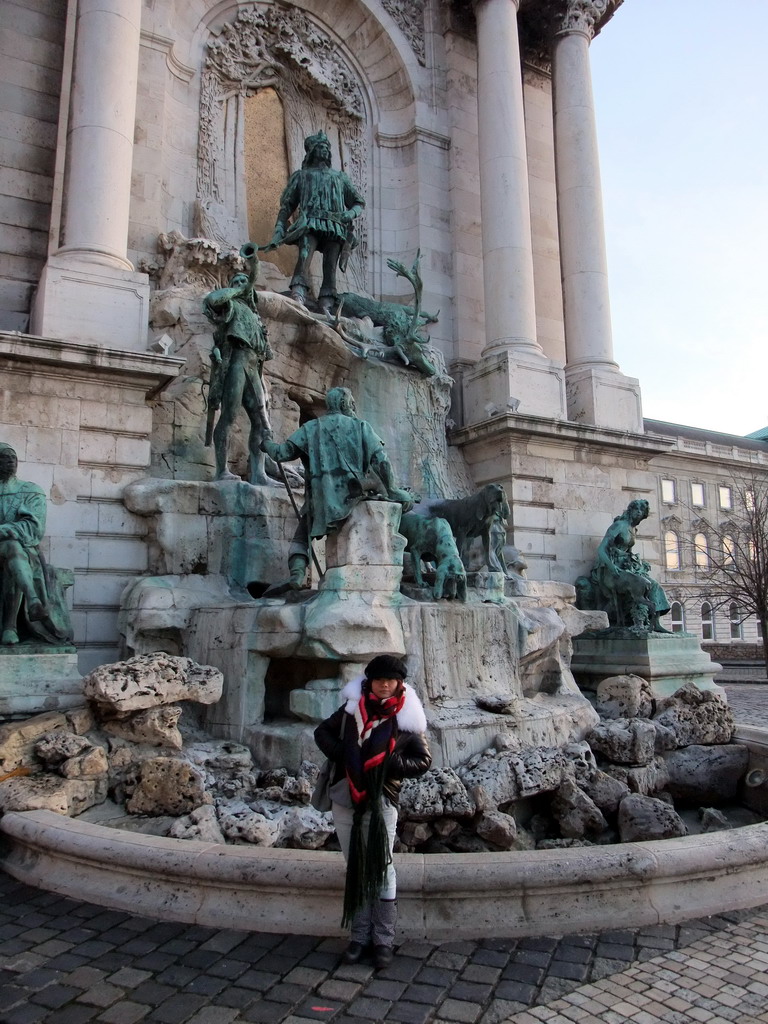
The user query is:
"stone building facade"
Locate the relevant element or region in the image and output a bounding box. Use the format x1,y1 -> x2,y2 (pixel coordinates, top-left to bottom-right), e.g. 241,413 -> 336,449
0,0 -> 765,672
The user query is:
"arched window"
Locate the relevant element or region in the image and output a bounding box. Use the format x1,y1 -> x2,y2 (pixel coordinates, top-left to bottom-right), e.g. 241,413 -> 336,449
664,531 -> 680,570
701,602 -> 714,641
730,602 -> 743,640
694,533 -> 709,568
722,535 -> 736,566
670,602 -> 685,633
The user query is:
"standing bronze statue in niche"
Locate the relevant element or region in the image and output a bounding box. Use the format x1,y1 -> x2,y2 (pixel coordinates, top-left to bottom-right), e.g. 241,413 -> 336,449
263,130 -> 365,312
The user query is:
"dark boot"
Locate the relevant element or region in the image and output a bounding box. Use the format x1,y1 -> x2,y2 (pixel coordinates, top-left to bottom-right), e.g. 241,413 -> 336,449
371,899 -> 397,969
344,904 -> 373,963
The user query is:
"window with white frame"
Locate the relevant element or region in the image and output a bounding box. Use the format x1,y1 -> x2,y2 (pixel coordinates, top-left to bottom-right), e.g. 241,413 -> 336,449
661,479 -> 676,503
691,482 -> 705,507
694,533 -> 709,568
701,602 -> 714,641
746,489 -> 756,511
758,618 -> 764,640
719,485 -> 732,509
730,602 -> 743,640
664,531 -> 680,570
670,601 -> 685,633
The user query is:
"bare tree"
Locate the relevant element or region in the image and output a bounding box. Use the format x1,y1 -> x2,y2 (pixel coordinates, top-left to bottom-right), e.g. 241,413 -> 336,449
690,474 -> 768,668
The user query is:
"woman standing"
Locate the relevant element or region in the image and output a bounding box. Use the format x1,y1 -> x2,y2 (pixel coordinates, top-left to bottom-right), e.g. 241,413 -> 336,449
315,655 -> 431,968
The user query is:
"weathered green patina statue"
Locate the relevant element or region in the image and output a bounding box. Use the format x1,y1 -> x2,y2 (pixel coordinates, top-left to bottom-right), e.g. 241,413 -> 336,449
338,254 -> 439,376
261,387 -> 414,589
202,246 -> 273,485
263,130 -> 365,312
0,444 -> 72,646
576,499 -> 671,633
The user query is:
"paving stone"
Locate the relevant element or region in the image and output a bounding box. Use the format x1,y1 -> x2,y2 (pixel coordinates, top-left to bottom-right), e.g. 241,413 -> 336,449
149,994 -> 208,1023
501,963 -> 544,985
363,978 -> 407,999
495,980 -> 537,1004
376,956 -> 423,983
401,982 -> 447,1004
184,1009 -> 239,1024
96,1003 -> 150,1024
268,982 -> 312,1005
291,998 -> 346,1021
240,1000 -> 294,1022
30,983 -> 84,1008
318,978 -> 362,1000
285,966 -> 328,987
384,1000 -> 433,1024
78,982 -> 126,1007
450,979 -> 494,1002
50,1006 -> 101,1024
347,995 -> 393,1018
437,997 -> 483,1023
415,966 -> 455,987
478,999 -> 528,1024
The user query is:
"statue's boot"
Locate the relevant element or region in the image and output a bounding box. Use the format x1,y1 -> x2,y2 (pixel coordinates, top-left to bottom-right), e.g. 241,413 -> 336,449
263,554 -> 309,597
1,629 -> 19,645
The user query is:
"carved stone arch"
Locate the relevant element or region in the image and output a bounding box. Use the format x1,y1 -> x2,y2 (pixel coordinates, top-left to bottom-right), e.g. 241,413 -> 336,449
192,1 -> 419,295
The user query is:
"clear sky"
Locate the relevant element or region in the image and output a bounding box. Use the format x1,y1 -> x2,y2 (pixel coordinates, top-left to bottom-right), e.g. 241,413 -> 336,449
590,0 -> 768,437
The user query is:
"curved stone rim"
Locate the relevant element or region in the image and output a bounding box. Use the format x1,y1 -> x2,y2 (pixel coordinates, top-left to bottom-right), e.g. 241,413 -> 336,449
1,725 -> 766,940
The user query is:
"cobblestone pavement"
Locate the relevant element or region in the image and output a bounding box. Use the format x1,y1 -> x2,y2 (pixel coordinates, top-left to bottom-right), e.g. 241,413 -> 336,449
0,682 -> 765,1024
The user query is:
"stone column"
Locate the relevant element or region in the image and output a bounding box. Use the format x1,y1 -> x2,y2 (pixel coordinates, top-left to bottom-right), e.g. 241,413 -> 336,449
552,0 -> 642,430
31,0 -> 150,351
464,0 -> 566,424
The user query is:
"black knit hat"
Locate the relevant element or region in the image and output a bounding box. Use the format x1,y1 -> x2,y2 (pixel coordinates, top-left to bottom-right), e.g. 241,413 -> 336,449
364,655 -> 407,681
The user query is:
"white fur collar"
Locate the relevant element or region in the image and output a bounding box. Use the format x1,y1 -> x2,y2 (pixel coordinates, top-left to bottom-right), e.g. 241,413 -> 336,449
341,676 -> 428,734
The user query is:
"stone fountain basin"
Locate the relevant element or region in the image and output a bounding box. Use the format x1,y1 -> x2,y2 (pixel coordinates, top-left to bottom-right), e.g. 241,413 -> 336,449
2,725 -> 767,941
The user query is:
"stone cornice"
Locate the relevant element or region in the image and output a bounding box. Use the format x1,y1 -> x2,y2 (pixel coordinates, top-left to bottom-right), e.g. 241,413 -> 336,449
0,333 -> 184,395
450,411 -> 673,458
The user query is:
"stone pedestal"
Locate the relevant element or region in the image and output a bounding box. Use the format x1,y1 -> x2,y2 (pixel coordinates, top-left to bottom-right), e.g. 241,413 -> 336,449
463,348 -> 567,423
32,256 -> 150,352
0,649 -> 83,719
570,633 -> 724,699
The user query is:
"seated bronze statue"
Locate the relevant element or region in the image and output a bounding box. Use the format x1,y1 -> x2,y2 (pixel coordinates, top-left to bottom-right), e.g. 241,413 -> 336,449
0,444 -> 72,646
576,498 -> 671,633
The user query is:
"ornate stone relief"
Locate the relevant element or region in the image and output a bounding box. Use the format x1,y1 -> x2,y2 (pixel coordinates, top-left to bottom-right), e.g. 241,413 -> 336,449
382,0 -> 426,65
197,4 -> 369,291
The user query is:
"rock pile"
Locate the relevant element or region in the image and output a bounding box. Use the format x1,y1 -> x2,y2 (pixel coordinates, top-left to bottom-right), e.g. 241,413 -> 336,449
0,654 -> 331,851
0,660 -> 755,853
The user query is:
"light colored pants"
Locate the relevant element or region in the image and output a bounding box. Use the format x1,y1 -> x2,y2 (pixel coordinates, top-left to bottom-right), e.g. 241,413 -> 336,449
332,797 -> 398,900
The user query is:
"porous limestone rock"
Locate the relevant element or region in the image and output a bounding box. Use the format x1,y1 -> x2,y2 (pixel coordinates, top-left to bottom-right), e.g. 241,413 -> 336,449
605,756 -> 670,797
169,804 -> 227,843
278,805 -> 335,850
0,712 -> 70,774
0,774 -> 107,816
101,707 -> 183,749
459,746 -> 567,809
401,821 -> 432,846
83,654 -> 223,712
125,757 -> 211,816
475,810 -> 518,849
587,719 -> 656,766
595,674 -> 654,720
34,731 -> 92,765
663,744 -> 749,805
580,768 -> 630,814
617,794 -> 688,842
653,684 -> 734,748
399,767 -> 475,821
650,719 -> 678,752
551,777 -> 608,839
216,800 -> 281,846
699,807 -> 731,832
65,707 -> 95,735
60,746 -> 109,779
